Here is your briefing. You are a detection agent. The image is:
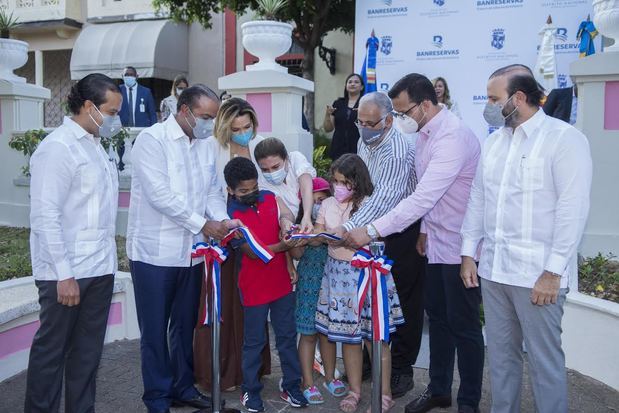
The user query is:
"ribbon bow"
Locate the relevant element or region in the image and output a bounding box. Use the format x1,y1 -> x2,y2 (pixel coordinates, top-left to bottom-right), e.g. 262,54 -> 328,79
221,226 -> 274,263
351,249 -> 393,342
192,242 -> 228,325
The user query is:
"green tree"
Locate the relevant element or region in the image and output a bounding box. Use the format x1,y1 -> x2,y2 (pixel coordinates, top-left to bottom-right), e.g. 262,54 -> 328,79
152,0 -> 355,130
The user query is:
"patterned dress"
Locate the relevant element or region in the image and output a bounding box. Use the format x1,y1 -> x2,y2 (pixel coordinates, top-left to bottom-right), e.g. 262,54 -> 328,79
295,244 -> 329,335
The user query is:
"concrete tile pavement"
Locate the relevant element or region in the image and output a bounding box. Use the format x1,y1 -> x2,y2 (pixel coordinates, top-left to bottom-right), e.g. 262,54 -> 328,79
1,339 -> 617,413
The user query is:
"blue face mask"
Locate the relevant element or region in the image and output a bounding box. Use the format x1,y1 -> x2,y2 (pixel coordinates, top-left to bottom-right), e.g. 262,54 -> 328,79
123,76 -> 137,88
232,128 -> 253,147
263,165 -> 287,186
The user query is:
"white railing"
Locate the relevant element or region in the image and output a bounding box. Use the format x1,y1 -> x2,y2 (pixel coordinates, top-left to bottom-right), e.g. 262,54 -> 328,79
1,0 -> 82,24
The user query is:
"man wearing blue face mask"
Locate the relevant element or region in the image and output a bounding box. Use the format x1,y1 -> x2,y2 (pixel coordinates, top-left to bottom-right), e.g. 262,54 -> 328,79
119,66 -> 157,127
127,85 -> 242,413
338,92 -> 424,400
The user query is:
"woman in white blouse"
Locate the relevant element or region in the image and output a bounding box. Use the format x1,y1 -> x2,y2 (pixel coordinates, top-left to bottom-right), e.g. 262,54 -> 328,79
433,76 -> 461,119
159,75 -> 188,122
254,137 -> 316,232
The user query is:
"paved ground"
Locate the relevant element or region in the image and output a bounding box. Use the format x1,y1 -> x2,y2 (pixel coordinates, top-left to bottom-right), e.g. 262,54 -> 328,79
1,337 -> 617,413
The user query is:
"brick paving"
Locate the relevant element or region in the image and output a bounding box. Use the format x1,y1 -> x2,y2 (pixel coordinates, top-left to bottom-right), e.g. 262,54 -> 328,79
1,338 -> 617,413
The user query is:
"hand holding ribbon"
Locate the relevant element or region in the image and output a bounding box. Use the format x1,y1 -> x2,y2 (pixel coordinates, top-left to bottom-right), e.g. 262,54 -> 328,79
351,249 -> 393,342
221,226 -> 274,263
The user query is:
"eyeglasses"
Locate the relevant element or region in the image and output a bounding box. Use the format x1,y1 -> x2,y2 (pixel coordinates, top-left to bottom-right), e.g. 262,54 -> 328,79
354,115 -> 387,128
391,103 -> 419,120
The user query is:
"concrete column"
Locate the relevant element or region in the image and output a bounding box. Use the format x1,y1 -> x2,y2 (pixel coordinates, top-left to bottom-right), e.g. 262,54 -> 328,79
571,52 -> 619,267
0,80 -> 50,227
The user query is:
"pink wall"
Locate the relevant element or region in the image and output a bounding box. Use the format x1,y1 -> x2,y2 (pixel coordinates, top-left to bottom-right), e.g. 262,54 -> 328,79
604,81 -> 619,130
0,302 -> 123,359
246,93 -> 272,133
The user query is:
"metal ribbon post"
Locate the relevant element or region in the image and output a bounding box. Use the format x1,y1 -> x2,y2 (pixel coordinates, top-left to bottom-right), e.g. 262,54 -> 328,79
369,240 -> 385,413
194,238 -> 240,413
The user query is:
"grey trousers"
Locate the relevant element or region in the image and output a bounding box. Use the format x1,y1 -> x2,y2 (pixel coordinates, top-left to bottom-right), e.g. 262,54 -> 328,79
481,278 -> 568,413
24,274 -> 114,413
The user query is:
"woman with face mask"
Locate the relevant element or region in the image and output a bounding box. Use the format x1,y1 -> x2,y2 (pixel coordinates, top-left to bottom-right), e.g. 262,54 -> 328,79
196,97 -> 272,393
160,74 -> 188,122
254,137 -> 317,234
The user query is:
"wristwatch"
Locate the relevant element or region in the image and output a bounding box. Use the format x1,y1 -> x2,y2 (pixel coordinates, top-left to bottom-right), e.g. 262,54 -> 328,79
366,224 -> 379,241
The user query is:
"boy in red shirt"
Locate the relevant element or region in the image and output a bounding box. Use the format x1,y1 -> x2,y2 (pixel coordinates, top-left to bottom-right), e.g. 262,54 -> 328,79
223,157 -> 309,412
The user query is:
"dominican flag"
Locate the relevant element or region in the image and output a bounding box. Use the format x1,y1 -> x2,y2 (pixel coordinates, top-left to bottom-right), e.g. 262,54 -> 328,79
361,29 -> 380,93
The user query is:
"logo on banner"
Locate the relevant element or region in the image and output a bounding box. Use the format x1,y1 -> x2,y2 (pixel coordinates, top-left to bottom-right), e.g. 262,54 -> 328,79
433,35 -> 443,48
380,36 -> 393,55
433,0 -> 445,5
491,29 -> 505,50
476,0 -> 524,10
558,74 -> 568,88
555,27 -> 568,42
417,35 -> 460,60
419,0 -> 458,17
541,0 -> 587,8
536,27 -> 579,53
367,0 -> 408,17
380,83 -> 390,91
472,94 -> 488,105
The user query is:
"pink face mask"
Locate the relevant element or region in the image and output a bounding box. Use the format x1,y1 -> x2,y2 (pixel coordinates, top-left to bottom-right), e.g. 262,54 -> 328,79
334,183 -> 353,203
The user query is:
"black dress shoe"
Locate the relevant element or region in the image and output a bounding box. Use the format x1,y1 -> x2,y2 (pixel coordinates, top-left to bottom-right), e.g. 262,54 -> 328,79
391,371 -> 415,399
172,392 -> 225,409
405,387 -> 451,413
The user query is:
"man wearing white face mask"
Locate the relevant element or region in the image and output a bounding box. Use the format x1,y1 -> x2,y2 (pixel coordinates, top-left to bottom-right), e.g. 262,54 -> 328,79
127,85 -> 242,413
345,74 -> 483,413
460,66 -> 591,413
338,91 -> 424,399
26,73 -> 122,413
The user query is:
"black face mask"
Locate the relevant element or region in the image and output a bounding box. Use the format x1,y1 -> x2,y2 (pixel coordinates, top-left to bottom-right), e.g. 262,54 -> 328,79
238,190 -> 259,206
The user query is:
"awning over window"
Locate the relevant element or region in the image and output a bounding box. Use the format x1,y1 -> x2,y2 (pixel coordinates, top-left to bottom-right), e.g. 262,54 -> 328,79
70,19 -> 188,80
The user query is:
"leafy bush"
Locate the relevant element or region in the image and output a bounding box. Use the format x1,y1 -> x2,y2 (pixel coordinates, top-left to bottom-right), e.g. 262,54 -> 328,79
8,128 -> 129,176
579,253 -> 619,303
8,129 -> 48,176
313,146 -> 332,179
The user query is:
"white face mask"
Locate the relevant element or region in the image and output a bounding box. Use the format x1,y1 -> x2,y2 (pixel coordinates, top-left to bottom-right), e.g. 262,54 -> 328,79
311,203 -> 321,221
394,116 -> 419,134
263,165 -> 287,186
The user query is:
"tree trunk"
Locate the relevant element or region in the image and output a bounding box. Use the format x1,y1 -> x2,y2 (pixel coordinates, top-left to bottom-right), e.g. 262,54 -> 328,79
302,45 -> 316,134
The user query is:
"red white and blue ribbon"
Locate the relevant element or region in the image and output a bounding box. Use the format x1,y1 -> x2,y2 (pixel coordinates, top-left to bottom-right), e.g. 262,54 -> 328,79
351,249 -> 393,342
221,226 -> 273,263
192,242 -> 228,325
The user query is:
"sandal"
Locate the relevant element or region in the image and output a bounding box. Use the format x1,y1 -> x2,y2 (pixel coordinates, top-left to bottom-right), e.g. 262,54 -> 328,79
365,394 -> 395,413
339,391 -> 360,412
323,379 -> 347,397
303,385 -> 324,405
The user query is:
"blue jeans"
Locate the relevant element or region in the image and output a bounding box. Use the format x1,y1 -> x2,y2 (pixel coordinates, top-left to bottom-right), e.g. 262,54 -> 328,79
242,293 -> 301,396
130,260 -> 202,412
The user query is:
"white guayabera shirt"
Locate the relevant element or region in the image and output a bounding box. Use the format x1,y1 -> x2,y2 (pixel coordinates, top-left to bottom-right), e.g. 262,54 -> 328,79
30,116 -> 119,281
461,110 -> 592,289
126,114 -> 228,267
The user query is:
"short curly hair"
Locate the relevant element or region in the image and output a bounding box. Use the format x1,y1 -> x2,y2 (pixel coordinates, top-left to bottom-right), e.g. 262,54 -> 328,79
224,157 -> 258,190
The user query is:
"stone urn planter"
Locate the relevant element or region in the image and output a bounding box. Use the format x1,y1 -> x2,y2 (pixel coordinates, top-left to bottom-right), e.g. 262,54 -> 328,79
241,20 -> 293,72
0,38 -> 28,83
593,0 -> 619,52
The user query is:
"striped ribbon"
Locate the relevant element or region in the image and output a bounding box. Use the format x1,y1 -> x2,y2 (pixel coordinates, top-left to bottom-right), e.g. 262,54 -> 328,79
221,226 -> 274,263
351,249 -> 393,342
286,232 -> 341,242
191,242 -> 228,325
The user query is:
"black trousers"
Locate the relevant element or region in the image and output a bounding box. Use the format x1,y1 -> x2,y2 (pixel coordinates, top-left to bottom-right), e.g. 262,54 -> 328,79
425,264 -> 484,408
24,274 -> 114,413
384,221 -> 426,375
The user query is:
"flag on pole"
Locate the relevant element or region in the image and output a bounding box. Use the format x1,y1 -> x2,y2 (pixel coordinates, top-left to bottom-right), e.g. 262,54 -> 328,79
577,17 -> 598,57
361,29 -> 380,93
534,15 -> 558,92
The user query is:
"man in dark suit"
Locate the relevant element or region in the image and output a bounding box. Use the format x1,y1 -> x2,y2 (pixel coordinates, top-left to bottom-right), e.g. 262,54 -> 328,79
119,66 -> 157,127
543,85 -> 578,125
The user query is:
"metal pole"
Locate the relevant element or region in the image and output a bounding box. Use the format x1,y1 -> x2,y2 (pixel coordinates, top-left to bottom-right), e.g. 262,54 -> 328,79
194,241 -> 240,413
369,241 -> 385,413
